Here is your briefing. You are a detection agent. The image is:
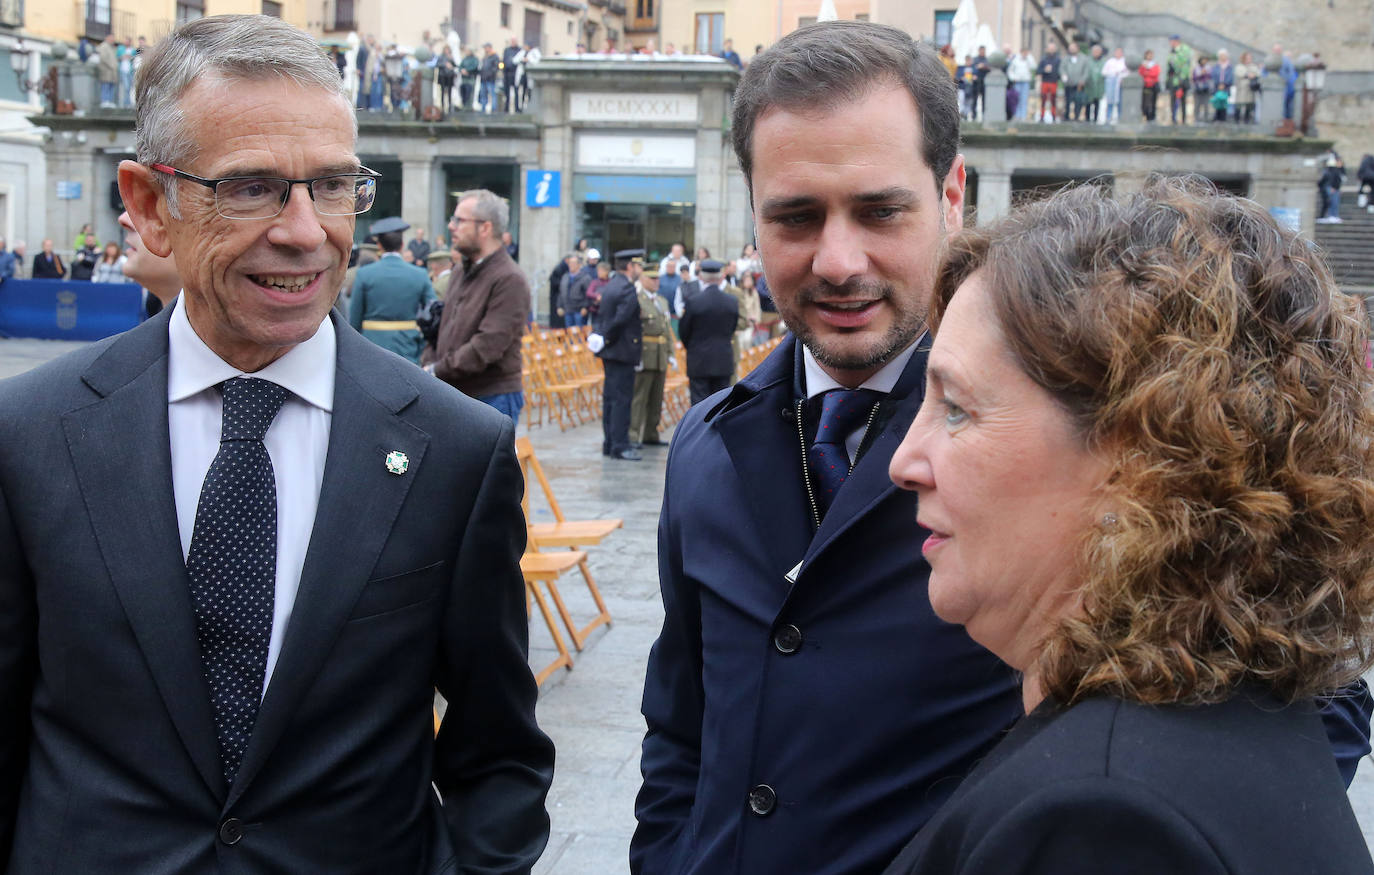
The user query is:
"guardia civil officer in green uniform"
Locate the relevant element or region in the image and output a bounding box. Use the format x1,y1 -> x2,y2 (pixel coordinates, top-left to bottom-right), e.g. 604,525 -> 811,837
630,265 -> 674,448
348,216 -> 436,364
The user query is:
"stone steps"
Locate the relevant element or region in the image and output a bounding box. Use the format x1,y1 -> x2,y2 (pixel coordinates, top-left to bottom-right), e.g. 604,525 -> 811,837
1315,192 -> 1374,289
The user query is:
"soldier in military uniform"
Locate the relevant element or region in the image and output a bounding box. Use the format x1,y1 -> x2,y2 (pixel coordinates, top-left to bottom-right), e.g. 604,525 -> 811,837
348,216 -> 437,364
630,266 -> 674,448
590,248 -> 644,460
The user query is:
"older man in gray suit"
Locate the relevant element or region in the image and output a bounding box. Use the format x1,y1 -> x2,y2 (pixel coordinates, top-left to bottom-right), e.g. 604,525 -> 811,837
0,15 -> 552,874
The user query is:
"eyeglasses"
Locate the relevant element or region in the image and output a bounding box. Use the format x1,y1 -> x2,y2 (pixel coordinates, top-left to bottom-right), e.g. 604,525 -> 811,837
150,163 -> 382,220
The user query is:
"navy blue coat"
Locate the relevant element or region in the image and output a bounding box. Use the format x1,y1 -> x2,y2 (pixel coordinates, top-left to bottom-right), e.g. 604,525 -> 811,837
633,336 -> 1023,875
593,272 -> 641,365
634,335 -> 1374,875
678,284 -> 738,379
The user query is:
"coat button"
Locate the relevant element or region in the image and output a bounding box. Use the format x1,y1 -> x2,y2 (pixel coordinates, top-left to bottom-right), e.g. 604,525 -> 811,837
773,624 -> 803,654
748,783 -> 777,816
218,817 -> 244,845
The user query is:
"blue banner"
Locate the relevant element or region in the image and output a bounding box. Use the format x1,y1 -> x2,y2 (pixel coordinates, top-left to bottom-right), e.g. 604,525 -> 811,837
0,278 -> 144,341
573,174 -> 696,205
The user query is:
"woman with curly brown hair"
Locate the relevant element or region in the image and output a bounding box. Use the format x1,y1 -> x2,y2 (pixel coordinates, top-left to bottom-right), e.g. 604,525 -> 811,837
885,178 -> 1374,874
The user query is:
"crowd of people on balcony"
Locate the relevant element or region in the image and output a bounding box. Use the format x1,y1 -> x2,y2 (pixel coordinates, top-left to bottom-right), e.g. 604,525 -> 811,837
942,36 -> 1308,127
333,30 -> 756,117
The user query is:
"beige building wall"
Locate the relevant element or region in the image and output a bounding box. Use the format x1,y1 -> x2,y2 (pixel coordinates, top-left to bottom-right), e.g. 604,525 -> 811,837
656,2 -> 773,57
873,0 -> 1026,50
24,0 -> 306,45
310,1 -> 599,56
1103,0 -> 1372,70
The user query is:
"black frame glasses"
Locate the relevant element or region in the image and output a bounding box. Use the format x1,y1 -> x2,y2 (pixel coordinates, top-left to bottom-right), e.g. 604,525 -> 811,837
151,163 -> 382,220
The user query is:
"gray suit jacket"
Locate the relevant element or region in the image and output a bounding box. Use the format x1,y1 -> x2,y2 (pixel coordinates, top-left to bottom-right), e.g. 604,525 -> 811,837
0,308 -> 553,873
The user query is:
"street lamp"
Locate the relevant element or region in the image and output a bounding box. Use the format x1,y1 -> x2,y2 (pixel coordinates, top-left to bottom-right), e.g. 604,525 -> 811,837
9,39 -> 64,115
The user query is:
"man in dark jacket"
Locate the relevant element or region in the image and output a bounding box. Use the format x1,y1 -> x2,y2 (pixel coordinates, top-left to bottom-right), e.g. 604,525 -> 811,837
70,240 -> 99,280
1038,41 -> 1061,121
355,34 -> 372,110
559,254 -> 593,327
405,227 -> 431,264
459,47 -> 479,109
591,249 -> 643,460
548,251 -> 574,328
31,238 -> 65,279
677,259 -> 738,404
630,22 -> 1374,875
425,189 -> 529,421
501,38 -> 520,112
479,43 -> 499,113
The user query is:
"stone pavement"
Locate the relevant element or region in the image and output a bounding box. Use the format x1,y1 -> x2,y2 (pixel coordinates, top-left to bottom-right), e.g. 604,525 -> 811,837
5,334 -> 1374,872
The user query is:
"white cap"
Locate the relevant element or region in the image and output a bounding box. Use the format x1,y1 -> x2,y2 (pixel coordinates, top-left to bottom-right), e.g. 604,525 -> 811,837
586,248 -> 601,260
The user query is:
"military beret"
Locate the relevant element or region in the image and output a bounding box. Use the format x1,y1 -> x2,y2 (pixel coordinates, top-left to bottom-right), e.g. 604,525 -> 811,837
698,259 -> 725,274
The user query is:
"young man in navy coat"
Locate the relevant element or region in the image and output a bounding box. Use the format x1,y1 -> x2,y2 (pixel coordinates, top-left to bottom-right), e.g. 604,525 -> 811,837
631,21 -> 1372,875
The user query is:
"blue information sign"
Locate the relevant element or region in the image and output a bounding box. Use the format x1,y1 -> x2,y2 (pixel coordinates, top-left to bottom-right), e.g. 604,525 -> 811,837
525,170 -> 561,208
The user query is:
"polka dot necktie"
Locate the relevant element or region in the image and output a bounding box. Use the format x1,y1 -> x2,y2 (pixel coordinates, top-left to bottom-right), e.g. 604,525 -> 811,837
808,389 -> 881,519
185,377 -> 289,787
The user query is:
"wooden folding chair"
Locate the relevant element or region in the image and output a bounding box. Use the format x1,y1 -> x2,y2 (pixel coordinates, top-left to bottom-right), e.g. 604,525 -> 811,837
515,437 -> 618,649
521,550 -> 584,684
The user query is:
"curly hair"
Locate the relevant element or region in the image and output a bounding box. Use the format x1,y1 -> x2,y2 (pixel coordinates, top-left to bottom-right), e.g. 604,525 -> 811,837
930,176 -> 1374,706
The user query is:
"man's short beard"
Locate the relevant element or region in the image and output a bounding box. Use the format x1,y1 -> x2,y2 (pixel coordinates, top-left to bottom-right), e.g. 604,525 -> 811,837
776,278 -> 927,373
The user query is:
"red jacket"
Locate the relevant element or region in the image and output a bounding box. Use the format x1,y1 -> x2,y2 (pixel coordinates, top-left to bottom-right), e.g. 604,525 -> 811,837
1140,61 -> 1161,88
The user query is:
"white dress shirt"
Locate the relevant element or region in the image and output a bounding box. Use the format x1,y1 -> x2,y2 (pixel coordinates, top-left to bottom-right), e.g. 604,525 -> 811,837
167,298 -> 335,696
803,339 -> 920,462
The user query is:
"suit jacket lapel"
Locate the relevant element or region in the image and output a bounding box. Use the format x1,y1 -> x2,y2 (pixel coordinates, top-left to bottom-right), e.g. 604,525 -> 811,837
61,309 -> 226,800
713,337 -> 814,593
227,320 -> 427,808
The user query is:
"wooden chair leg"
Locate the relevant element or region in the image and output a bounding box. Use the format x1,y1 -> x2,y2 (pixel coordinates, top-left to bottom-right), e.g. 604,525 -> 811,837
540,559 -> 613,652
527,579 -> 573,685
574,556 -> 613,640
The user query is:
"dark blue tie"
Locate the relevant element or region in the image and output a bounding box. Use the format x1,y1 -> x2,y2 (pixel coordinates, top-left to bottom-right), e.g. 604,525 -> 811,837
808,389 -> 880,518
186,377 -> 288,786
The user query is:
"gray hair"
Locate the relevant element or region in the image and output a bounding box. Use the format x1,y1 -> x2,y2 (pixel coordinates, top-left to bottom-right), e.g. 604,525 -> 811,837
460,190 -> 509,237
134,14 -> 351,216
